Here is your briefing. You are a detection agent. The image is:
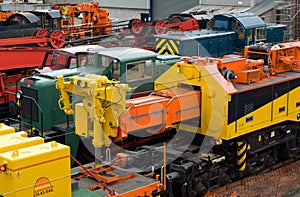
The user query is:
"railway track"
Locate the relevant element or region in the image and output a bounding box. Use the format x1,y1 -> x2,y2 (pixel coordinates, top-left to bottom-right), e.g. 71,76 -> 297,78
205,157 -> 300,196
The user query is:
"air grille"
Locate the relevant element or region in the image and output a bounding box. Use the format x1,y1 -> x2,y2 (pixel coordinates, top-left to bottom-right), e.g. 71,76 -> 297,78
20,87 -> 39,122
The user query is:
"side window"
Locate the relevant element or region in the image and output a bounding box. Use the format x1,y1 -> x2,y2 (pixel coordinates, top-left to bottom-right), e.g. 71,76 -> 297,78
78,54 -> 94,67
256,28 -> 266,41
52,54 -> 67,66
69,58 -> 76,68
36,15 -> 42,27
248,29 -> 253,42
101,56 -> 112,67
126,60 -> 153,82
53,19 -> 60,28
78,54 -> 86,67
207,18 -> 215,29
232,20 -> 244,39
112,60 -> 120,79
87,54 -> 94,65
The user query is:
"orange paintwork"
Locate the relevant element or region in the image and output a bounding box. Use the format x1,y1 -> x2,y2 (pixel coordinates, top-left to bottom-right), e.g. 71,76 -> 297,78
116,87 -> 201,141
244,42 -> 300,75
113,41 -> 300,142
59,2 -> 112,37
75,163 -> 163,197
0,11 -> 14,21
108,182 -> 162,197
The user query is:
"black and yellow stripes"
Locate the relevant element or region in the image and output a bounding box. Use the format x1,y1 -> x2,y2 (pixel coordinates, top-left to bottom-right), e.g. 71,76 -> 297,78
155,38 -> 179,55
237,141 -> 247,171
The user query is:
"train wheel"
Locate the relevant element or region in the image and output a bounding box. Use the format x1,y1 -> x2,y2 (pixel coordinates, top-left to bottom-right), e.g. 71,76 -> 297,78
154,20 -> 167,34
128,18 -> 143,35
48,30 -> 65,49
35,29 -> 48,47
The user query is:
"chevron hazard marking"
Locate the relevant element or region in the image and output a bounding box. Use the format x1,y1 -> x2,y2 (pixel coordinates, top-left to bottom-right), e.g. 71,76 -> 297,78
155,38 -> 179,55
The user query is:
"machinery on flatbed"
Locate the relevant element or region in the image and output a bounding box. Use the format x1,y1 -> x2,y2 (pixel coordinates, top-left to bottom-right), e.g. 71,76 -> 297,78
53,2 -> 112,44
0,2 -> 111,49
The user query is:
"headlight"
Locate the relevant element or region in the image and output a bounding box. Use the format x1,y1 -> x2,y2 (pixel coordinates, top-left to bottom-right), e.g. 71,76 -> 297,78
16,90 -> 23,100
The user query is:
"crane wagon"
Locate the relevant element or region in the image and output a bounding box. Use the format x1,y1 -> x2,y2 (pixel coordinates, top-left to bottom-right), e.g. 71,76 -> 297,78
54,40 -> 300,196
3,40 -> 300,196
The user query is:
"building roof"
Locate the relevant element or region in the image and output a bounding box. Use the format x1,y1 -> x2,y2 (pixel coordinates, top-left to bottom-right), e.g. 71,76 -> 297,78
247,0 -> 279,15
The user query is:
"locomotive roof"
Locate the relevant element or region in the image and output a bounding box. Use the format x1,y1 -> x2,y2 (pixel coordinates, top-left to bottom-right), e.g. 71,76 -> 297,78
155,29 -> 236,41
8,12 -> 39,24
30,10 -> 61,19
58,45 -> 104,54
214,12 -> 266,29
78,47 -> 158,62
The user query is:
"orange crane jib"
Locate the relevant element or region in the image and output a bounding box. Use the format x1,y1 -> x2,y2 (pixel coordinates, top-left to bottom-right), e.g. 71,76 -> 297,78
119,88 -> 201,135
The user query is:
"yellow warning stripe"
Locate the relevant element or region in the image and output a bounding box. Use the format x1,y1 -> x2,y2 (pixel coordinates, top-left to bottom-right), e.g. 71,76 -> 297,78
237,143 -> 246,155
169,40 -> 179,54
237,152 -> 246,165
238,163 -> 246,171
155,38 -> 165,50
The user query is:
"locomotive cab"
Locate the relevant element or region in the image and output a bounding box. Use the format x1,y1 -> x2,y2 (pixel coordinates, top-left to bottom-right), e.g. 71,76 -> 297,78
29,10 -> 62,30
208,12 -> 268,48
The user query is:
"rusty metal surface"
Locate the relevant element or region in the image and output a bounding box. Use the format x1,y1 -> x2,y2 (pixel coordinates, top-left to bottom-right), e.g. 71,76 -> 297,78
205,160 -> 300,197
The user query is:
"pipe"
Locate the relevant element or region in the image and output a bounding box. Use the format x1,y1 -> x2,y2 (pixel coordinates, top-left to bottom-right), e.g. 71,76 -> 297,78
164,142 -> 166,191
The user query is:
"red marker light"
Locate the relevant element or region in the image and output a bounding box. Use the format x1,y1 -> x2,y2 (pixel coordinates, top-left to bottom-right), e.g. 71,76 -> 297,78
24,79 -> 34,85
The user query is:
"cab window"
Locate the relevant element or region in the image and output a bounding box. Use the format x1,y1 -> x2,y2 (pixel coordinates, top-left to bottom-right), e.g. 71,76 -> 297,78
69,58 -> 76,68
101,56 -> 112,67
52,53 -> 67,67
78,54 -> 95,67
232,20 -> 244,39
126,60 -> 153,82
256,28 -> 266,41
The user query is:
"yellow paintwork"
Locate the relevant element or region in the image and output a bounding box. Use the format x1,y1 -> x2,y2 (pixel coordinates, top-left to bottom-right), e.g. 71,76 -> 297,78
155,38 -> 179,55
155,60 -> 235,140
0,141 -> 71,197
272,94 -> 288,121
56,74 -> 130,148
0,131 -> 44,153
155,59 -> 300,141
288,86 -> 300,121
235,103 -> 272,135
0,123 -> 15,136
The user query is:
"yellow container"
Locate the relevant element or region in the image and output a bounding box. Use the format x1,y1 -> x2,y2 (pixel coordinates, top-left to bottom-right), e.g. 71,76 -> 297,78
0,123 -> 15,136
0,131 -> 44,153
0,141 -> 71,197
